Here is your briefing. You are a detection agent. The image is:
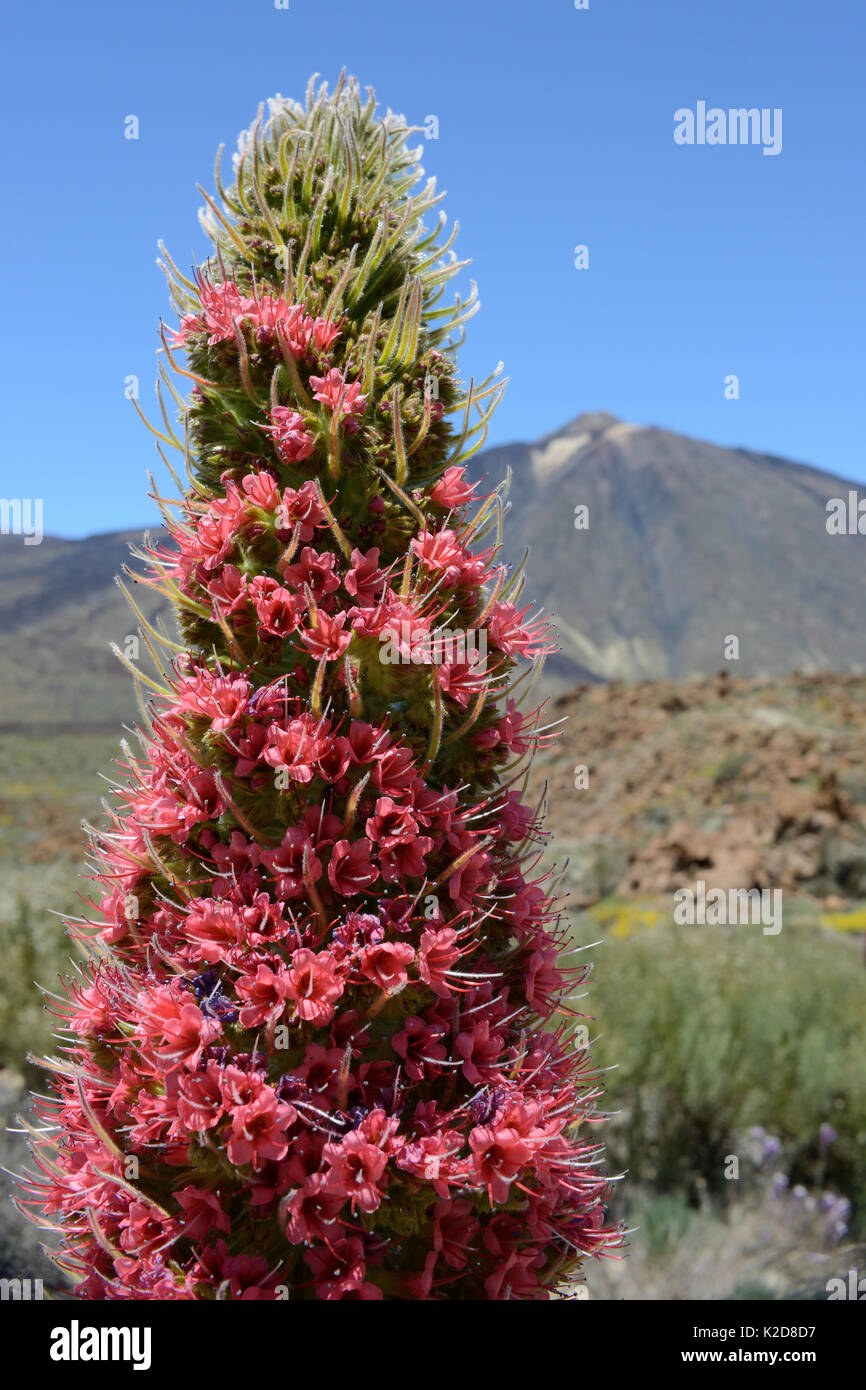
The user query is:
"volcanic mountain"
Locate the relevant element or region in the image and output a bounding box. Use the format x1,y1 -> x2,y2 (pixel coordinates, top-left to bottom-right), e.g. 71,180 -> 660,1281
0,529 -> 171,731
465,411 -> 866,687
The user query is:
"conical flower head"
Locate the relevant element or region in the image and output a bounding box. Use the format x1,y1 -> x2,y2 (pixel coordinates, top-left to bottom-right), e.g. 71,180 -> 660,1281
19,73 -> 620,1300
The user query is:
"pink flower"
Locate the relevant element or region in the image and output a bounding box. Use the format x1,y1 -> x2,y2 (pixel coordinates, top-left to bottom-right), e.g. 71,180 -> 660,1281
299,610 -> 351,661
174,670 -> 250,733
433,1198 -> 480,1269
174,1186 -> 231,1240
177,1065 -> 224,1132
358,942 -> 415,993
267,407 -> 317,464
484,1248 -> 544,1300
374,743 -> 417,794
137,986 -> 222,1068
317,736 -> 354,784
344,547 -> 385,605
285,949 -> 344,1025
235,964 -> 290,1028
431,466 -> 477,510
204,563 -> 250,618
304,1236 -> 382,1300
264,713 -> 330,782
240,469 -> 281,511
524,942 -> 564,1010
260,826 -> 322,898
364,795 -> 432,881
63,975 -> 118,1037
282,546 -> 340,599
469,1123 -> 532,1204
417,927 -> 464,997
455,1019 -> 505,1085
328,838 -> 379,895
276,480 -> 326,541
119,1202 -> 181,1259
496,700 -> 531,756
308,317 -> 341,354
365,796 -> 420,850
322,1131 -> 388,1214
437,660 -> 489,709
185,899 -> 244,963
129,758 -> 225,846
309,368 -> 367,430
169,274 -> 250,347
249,576 -> 306,638
296,1042 -> 348,1096
191,1239 -> 281,1299
226,1085 -> 296,1167
272,306 -> 339,359
379,835 -> 433,884
284,1174 -> 344,1243
411,528 -> 488,588
392,1016 -> 446,1082
486,601 -> 557,659
395,1131 -> 461,1197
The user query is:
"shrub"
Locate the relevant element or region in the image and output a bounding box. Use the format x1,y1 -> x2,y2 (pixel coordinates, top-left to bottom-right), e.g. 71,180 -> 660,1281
582,908 -> 866,1226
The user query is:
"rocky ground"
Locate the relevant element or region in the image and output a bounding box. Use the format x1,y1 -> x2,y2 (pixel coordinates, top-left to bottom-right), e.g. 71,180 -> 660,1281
532,670 -> 866,916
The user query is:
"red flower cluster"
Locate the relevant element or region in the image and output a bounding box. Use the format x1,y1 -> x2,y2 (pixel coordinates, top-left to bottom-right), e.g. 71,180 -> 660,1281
24,642 -> 610,1295
154,459 -> 555,681
22,91 -> 619,1299
170,271 -> 340,359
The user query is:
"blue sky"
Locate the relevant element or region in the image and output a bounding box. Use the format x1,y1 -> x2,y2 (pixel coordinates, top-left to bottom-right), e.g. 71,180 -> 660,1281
2,0 -> 864,536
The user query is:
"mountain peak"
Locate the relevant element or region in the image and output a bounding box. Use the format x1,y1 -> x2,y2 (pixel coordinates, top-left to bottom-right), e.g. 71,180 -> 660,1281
540,410 -> 622,445
530,411 -> 634,480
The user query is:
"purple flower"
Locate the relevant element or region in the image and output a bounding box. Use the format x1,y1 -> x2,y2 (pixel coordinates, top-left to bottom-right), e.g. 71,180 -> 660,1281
761,1135 -> 781,1164
819,1123 -> 837,1152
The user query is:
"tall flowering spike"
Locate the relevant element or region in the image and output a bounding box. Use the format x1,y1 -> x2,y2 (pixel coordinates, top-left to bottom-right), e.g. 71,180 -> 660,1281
20,74 -> 621,1300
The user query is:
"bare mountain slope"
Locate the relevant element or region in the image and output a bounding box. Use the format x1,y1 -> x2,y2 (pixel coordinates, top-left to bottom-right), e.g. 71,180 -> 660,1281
0,529 -> 171,730
467,412 -> 866,685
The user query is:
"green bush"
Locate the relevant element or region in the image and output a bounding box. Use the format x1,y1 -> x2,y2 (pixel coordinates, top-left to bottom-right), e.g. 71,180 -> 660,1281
579,909 -> 866,1227
0,864 -> 82,1080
